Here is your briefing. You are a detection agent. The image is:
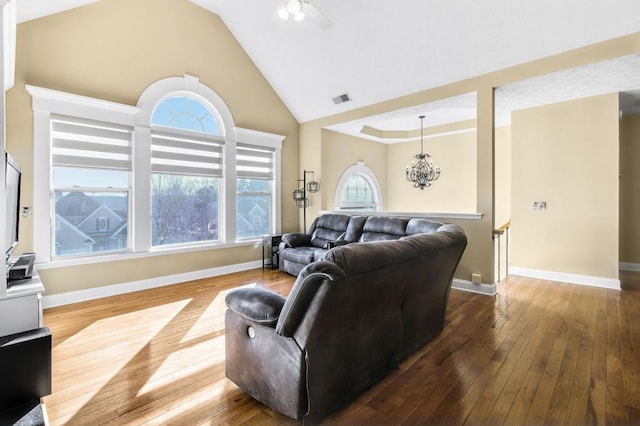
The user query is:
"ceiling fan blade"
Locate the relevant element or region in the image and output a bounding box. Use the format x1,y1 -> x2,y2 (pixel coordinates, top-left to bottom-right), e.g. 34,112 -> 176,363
305,1 -> 333,29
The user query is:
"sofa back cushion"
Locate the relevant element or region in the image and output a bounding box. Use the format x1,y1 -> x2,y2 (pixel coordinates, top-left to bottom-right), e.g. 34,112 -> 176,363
322,237 -> 419,275
310,214 -> 351,248
405,218 -> 443,235
359,216 -> 409,242
344,215 -> 366,242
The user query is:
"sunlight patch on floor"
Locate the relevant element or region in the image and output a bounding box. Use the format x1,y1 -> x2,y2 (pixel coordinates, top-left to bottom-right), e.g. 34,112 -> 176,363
136,334 -> 225,396
180,283 -> 257,343
44,299 -> 192,419
138,377 -> 230,424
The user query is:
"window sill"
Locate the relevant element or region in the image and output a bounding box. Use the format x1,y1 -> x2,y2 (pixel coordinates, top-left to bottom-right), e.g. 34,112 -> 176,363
35,239 -> 262,271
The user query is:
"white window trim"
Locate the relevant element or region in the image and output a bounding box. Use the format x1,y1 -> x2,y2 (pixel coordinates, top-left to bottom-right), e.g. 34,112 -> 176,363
27,85 -> 139,263
27,75 -> 284,267
334,161 -> 383,211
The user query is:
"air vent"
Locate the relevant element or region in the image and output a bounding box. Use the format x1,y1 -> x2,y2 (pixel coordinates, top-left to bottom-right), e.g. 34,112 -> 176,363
332,93 -> 351,105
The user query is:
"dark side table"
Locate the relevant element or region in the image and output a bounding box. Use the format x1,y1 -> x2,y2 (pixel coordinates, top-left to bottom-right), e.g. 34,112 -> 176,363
262,235 -> 282,270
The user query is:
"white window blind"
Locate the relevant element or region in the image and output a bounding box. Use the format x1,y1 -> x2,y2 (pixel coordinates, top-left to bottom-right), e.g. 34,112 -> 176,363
236,143 -> 275,180
151,128 -> 224,177
51,114 -> 133,171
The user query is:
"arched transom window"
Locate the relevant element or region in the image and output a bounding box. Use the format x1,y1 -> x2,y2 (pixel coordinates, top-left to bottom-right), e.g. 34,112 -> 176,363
151,96 -> 220,135
334,162 -> 382,211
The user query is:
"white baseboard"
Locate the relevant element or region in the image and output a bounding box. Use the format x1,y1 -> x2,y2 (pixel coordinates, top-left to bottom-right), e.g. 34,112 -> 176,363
42,260 -> 262,308
619,262 -> 640,272
509,266 -> 621,290
452,279 -> 497,296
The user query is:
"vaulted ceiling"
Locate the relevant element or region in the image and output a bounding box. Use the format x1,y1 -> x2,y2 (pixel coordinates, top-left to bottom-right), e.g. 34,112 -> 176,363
17,0 -> 640,139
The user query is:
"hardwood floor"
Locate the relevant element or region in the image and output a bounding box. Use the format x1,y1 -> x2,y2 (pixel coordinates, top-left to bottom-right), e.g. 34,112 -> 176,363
42,269 -> 640,425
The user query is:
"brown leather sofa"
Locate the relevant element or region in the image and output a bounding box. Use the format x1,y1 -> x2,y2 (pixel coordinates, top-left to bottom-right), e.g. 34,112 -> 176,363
278,213 -> 445,276
224,218 -> 467,421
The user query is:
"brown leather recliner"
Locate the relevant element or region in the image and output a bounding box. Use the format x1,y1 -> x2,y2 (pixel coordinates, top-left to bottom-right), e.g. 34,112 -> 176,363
224,221 -> 467,422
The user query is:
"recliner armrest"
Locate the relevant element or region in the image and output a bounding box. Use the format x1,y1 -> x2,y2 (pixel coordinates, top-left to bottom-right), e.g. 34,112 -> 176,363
281,232 -> 312,248
225,286 -> 286,327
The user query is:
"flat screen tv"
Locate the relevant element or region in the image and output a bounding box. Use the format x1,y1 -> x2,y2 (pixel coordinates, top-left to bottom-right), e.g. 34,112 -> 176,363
5,152 -> 21,263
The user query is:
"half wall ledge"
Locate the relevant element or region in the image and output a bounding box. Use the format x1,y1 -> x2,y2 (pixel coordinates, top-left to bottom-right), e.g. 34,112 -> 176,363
319,210 -> 483,221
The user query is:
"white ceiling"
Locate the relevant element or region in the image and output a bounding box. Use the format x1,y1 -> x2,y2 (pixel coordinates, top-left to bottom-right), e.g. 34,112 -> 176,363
17,0 -> 640,140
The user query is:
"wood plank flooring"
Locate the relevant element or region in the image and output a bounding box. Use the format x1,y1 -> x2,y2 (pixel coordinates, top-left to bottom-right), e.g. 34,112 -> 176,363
41,269 -> 640,425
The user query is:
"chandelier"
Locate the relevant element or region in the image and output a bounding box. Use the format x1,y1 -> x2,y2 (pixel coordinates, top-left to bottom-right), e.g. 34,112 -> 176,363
405,115 -> 440,190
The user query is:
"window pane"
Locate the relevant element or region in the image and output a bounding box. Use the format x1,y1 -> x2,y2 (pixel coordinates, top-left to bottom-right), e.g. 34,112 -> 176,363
151,96 -> 220,135
152,174 -> 219,246
54,190 -> 129,257
341,175 -> 374,203
54,167 -> 129,188
236,179 -> 271,239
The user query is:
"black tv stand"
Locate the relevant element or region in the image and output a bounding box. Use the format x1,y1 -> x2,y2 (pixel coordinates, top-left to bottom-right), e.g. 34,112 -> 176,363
0,327 -> 52,411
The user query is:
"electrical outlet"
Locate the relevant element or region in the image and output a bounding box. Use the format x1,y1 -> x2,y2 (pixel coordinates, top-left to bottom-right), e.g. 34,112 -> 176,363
533,201 -> 547,210
471,273 -> 482,284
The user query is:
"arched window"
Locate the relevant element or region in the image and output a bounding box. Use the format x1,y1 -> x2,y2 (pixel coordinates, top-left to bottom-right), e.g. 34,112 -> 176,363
149,94 -> 225,247
334,162 -> 382,211
151,96 -> 220,135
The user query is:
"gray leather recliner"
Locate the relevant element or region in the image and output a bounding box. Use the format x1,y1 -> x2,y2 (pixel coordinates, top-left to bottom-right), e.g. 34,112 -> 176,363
225,221 -> 467,422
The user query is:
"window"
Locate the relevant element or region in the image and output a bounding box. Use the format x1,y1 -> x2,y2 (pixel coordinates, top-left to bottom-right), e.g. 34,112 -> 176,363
334,162 -> 382,211
150,97 -> 223,247
341,174 -> 374,205
236,143 -> 275,239
28,75 -> 284,264
151,96 -> 220,134
51,115 -> 132,258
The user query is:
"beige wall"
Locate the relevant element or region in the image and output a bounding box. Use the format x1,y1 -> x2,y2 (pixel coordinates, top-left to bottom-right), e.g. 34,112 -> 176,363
7,5 -> 638,295
320,129 -> 387,210
620,113 -> 640,264
494,126 -> 511,228
300,33 -> 639,285
511,93 -> 619,279
6,0 -> 300,295
386,130 -> 477,213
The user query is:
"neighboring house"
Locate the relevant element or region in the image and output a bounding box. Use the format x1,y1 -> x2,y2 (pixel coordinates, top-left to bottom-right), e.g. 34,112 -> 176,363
54,214 -> 96,256
237,203 -> 268,238
55,192 -> 126,256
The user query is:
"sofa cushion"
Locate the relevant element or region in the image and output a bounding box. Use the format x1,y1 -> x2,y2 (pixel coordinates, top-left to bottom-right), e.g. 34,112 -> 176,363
281,246 -> 318,264
310,228 -> 344,248
359,217 -> 409,242
405,218 -> 442,235
344,216 -> 366,242
322,238 -> 420,275
316,213 -> 351,230
309,214 -> 352,248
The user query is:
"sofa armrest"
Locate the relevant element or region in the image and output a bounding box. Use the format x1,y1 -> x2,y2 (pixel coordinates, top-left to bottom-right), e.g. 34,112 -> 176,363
281,232 -> 312,248
225,286 -> 286,327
